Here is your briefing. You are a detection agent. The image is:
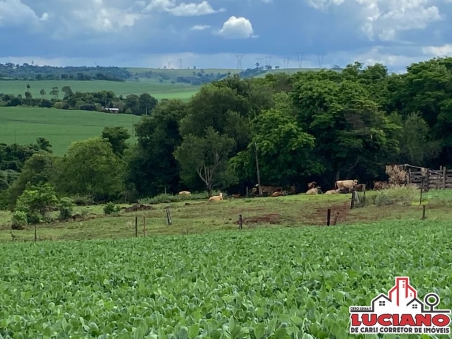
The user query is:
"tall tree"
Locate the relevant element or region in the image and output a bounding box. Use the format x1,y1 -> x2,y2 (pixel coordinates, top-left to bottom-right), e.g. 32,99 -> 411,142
174,127 -> 237,197
101,126 -> 130,156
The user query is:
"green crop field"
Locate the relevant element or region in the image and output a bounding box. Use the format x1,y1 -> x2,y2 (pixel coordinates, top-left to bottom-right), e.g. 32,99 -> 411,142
0,107 -> 140,155
1,218 -> 451,338
127,67 -> 241,77
0,80 -> 201,100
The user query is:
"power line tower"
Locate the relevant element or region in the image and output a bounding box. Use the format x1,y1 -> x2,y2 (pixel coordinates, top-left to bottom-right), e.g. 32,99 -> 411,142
265,56 -> 272,67
317,53 -> 325,68
297,52 -> 304,68
235,55 -> 244,69
178,58 -> 183,69
283,58 -> 290,68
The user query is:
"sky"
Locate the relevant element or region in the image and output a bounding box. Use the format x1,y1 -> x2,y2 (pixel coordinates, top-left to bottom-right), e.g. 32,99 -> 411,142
0,0 -> 451,72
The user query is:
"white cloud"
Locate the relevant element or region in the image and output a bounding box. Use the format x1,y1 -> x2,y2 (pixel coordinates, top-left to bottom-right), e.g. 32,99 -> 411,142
72,0 -> 141,32
422,44 -> 452,57
305,0 -> 443,41
190,24 -> 210,30
143,0 -> 223,16
0,0 -> 48,27
216,16 -> 257,39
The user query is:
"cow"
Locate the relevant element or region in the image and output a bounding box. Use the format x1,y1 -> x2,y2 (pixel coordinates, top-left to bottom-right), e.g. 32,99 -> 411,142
178,191 -> 191,195
271,191 -> 287,197
208,193 -> 223,202
325,189 -> 340,194
335,179 -> 358,193
307,181 -> 317,190
353,184 -> 366,192
373,181 -> 389,190
306,187 -> 322,195
251,184 -> 283,196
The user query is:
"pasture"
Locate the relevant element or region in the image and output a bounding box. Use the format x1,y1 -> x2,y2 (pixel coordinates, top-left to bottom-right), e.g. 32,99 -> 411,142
1,189 -> 451,337
0,107 -> 139,155
0,80 -> 201,100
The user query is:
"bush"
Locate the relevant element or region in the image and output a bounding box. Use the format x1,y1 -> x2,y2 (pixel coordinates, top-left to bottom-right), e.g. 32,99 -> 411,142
11,211 -> 28,230
58,197 -> 74,220
72,195 -> 91,206
369,185 -> 419,207
139,192 -> 209,204
104,202 -> 120,215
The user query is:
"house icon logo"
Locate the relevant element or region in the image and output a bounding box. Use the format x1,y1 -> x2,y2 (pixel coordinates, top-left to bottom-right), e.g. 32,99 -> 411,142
349,277 -> 451,335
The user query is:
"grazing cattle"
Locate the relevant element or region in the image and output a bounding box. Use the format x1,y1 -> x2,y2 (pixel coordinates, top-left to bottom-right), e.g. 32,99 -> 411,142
306,187 -> 322,195
353,184 -> 366,192
373,181 -> 389,190
335,179 -> 358,192
208,193 -> 223,202
325,189 -> 340,194
307,181 -> 317,190
252,184 -> 283,196
271,191 -> 287,197
178,191 -> 191,195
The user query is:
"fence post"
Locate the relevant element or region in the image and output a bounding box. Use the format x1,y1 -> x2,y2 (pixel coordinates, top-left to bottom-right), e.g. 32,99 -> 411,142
350,191 -> 356,209
135,216 -> 138,237
246,187 -> 249,198
238,214 -> 243,230
333,212 -> 339,226
420,178 -> 424,205
34,224 -> 37,242
422,205 -> 426,220
166,208 -> 172,225
326,209 -> 331,226
443,166 -> 447,189
143,216 -> 146,237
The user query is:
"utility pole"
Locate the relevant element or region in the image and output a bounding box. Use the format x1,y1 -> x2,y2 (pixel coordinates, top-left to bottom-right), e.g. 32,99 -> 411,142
254,142 -> 262,196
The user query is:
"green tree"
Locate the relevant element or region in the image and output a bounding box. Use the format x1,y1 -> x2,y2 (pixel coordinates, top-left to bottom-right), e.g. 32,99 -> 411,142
138,93 -> 158,115
127,99 -> 188,197
174,127 -> 237,197
15,182 -> 59,224
291,79 -> 400,181
6,151 -> 56,207
101,126 -> 130,156
36,137 -> 52,153
55,138 -> 126,202
231,93 -> 322,185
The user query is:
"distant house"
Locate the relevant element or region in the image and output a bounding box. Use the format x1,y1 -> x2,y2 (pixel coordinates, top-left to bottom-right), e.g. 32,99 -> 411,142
104,107 -> 119,113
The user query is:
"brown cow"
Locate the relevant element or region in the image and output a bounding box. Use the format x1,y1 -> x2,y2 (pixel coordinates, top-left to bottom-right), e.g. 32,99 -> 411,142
271,191 -> 287,197
252,184 -> 283,196
307,181 -> 317,190
373,181 -> 389,190
353,184 -> 366,192
335,179 -> 358,192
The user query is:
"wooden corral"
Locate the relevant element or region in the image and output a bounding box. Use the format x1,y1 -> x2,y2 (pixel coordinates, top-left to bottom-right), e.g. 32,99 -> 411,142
391,164 -> 452,190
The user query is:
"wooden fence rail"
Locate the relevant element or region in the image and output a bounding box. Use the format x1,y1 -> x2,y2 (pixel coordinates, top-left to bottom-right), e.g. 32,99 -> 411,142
407,166 -> 452,190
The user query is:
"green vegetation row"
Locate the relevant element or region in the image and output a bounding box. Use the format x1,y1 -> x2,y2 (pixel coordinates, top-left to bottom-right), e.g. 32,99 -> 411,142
1,220 -> 451,337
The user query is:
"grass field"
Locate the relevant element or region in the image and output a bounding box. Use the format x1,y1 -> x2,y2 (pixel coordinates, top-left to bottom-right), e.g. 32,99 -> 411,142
1,189 -> 451,337
0,107 -> 139,155
126,67 -> 242,76
0,80 -> 201,100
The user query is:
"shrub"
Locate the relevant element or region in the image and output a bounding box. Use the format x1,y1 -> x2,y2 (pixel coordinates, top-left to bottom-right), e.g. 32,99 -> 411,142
370,185 -> 419,207
11,211 -> 28,230
104,202 -> 120,215
58,197 -> 74,220
139,192 -> 209,204
72,195 -> 91,206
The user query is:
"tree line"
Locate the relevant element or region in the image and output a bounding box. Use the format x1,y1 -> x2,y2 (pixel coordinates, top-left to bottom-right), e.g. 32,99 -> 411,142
0,85 -> 158,115
1,57 -> 451,213
0,63 -> 130,81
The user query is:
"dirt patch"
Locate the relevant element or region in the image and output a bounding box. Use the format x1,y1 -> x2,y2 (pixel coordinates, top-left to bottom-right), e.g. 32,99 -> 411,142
234,213 -> 281,225
305,202 -> 351,226
122,204 -> 154,212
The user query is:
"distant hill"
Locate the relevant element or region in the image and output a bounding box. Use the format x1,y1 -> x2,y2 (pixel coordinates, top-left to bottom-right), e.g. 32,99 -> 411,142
0,63 -> 343,87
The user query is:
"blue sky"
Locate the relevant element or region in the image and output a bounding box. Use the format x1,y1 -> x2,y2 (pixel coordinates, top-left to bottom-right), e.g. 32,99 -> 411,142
0,0 -> 451,72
